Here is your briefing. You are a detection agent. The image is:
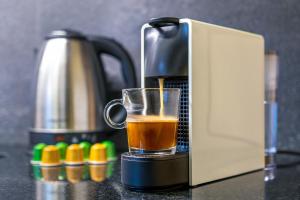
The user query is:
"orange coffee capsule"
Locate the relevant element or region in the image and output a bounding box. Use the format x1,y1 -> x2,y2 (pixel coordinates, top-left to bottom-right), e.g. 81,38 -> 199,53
89,144 -> 107,164
65,144 -> 84,165
40,145 -> 61,166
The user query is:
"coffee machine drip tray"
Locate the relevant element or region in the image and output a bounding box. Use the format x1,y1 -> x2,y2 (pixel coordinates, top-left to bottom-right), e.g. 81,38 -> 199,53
121,152 -> 188,191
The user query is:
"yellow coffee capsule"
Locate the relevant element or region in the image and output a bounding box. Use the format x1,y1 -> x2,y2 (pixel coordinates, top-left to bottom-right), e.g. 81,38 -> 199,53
65,144 -> 84,165
89,164 -> 107,182
66,166 -> 84,183
89,144 -> 107,164
40,145 -> 61,166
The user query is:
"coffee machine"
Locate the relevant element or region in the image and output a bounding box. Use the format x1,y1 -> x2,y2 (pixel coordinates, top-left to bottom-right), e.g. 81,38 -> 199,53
121,17 -> 264,190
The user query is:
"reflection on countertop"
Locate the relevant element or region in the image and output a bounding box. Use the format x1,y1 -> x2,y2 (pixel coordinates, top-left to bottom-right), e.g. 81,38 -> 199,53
32,161 -> 116,199
32,163 -> 114,183
0,145 -> 300,199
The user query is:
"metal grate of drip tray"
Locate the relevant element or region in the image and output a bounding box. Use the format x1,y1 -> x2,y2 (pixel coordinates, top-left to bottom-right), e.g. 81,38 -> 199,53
164,79 -> 189,152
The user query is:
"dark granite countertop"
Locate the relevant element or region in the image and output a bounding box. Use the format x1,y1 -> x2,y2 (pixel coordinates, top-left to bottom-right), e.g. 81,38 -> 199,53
0,145 -> 299,200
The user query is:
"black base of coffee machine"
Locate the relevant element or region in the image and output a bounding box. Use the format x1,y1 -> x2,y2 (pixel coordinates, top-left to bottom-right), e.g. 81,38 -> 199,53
121,152 -> 189,192
29,130 -> 108,148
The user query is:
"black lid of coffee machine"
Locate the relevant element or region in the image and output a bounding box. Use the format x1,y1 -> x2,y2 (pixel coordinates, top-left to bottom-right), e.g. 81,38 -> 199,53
144,17 -> 188,78
121,152 -> 189,191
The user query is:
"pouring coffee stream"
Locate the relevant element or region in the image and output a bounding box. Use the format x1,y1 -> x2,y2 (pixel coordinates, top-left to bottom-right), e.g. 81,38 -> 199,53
159,78 -> 165,117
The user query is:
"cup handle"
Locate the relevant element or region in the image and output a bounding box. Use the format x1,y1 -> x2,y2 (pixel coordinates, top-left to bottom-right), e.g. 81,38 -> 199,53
104,99 -> 126,129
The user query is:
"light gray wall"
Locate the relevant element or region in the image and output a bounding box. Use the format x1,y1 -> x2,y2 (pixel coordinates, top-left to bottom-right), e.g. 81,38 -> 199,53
0,0 -> 299,150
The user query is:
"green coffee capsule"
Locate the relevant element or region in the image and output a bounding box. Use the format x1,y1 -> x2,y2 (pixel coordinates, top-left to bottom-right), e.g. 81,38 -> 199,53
56,142 -> 68,160
102,141 -> 117,161
31,143 -> 47,164
79,141 -> 91,161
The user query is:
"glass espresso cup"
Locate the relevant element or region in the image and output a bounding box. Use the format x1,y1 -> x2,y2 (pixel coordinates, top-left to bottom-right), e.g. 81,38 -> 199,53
104,88 -> 180,155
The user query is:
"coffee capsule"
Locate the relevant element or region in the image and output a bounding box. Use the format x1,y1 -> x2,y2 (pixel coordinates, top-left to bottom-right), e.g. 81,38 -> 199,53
40,145 -> 61,166
66,166 -> 84,183
102,141 -> 117,161
31,143 -> 47,164
58,166 -> 66,181
82,164 -> 90,180
32,165 -> 42,180
41,166 -> 61,181
89,164 -> 107,182
79,141 -> 91,161
106,161 -> 115,178
89,144 -> 107,164
56,142 -> 68,160
65,144 -> 84,165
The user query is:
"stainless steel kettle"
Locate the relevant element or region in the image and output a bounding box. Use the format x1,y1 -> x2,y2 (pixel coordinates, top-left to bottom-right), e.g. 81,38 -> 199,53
30,30 -> 136,144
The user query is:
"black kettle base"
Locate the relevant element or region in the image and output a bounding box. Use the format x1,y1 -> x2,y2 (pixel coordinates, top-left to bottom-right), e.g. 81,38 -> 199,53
29,130 -> 108,148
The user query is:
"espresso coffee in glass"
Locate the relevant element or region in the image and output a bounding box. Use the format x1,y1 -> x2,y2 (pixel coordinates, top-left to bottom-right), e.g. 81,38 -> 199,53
104,88 -> 180,155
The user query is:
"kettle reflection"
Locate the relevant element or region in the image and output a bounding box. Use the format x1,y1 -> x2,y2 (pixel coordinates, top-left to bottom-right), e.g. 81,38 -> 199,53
35,180 -> 67,200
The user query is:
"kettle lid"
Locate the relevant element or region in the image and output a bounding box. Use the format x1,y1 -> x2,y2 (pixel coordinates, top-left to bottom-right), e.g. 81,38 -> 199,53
46,29 -> 86,40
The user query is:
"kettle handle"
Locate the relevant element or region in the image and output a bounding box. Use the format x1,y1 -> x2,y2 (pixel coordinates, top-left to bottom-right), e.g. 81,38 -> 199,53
89,36 -> 137,88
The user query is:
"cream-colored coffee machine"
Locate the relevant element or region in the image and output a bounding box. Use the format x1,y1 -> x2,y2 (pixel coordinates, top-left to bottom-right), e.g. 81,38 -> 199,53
141,18 -> 265,186
121,17 -> 264,191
